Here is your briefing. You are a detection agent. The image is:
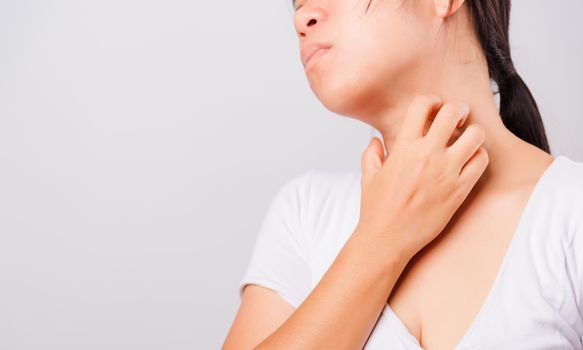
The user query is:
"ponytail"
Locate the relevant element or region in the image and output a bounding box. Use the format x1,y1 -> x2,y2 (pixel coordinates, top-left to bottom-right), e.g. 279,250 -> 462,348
498,71 -> 550,152
465,0 -> 551,153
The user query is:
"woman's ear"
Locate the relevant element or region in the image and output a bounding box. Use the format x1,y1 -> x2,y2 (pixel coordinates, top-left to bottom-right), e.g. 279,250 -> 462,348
434,0 -> 466,19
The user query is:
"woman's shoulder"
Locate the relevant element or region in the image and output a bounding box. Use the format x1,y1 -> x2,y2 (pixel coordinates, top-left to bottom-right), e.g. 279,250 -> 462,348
546,154 -> 583,206
302,167 -> 362,211
274,167 -> 359,204
272,167 -> 360,222
280,167 -> 360,200
307,166 -> 361,190
278,167 -> 361,240
541,154 -> 583,240
553,154 -> 583,184
548,155 -> 583,318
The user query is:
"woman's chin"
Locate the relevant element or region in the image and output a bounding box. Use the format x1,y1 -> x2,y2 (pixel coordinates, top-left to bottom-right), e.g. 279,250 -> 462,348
310,80 -> 373,118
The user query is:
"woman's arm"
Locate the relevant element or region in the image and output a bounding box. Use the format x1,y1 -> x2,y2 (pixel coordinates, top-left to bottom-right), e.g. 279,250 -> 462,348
223,95 -> 488,350
251,228 -> 412,350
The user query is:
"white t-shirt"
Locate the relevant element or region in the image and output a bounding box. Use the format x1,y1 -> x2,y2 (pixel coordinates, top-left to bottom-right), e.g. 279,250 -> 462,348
238,154 -> 583,349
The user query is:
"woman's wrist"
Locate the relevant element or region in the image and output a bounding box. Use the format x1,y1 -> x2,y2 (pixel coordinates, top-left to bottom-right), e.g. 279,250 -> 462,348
346,226 -> 414,283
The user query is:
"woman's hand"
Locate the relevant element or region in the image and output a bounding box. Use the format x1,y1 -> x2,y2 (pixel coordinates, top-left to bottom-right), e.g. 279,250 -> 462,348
356,94 -> 489,261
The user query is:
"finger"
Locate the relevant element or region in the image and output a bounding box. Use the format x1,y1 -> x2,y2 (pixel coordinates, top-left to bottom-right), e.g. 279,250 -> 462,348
446,127 -> 464,147
458,146 -> 489,186
360,137 -> 385,186
397,94 -> 443,143
370,136 -> 387,164
425,102 -> 470,148
447,123 -> 486,174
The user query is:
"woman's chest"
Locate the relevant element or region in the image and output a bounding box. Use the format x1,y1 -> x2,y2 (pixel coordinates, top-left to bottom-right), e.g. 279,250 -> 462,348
384,211 -> 524,350
364,210 -> 580,349
307,175 -> 581,349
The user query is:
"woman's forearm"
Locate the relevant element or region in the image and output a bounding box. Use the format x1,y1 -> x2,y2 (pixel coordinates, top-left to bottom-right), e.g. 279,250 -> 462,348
253,229 -> 413,350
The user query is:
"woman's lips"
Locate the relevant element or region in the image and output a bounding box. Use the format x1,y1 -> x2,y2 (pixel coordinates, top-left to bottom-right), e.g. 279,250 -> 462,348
301,43 -> 333,67
303,47 -> 331,69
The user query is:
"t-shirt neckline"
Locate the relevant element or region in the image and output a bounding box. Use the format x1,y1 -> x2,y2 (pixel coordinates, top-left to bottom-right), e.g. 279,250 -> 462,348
380,154 -> 564,349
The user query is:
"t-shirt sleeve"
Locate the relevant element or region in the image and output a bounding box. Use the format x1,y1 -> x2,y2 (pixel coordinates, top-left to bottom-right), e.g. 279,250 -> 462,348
237,170 -> 313,308
565,212 -> 583,343
574,222 -> 583,340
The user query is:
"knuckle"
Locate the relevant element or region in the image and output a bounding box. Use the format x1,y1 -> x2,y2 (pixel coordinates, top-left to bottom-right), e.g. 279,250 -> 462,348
408,184 -> 428,209
415,143 -> 433,162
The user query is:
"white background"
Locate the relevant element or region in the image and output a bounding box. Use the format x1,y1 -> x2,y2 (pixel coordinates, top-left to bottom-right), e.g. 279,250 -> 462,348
0,0 -> 581,349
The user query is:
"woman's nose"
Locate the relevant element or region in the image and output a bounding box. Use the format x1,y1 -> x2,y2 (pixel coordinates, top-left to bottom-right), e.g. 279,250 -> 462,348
294,5 -> 328,39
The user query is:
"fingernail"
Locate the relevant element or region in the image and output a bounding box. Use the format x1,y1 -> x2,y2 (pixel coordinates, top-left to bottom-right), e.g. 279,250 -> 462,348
461,103 -> 470,115
374,155 -> 382,168
427,94 -> 441,104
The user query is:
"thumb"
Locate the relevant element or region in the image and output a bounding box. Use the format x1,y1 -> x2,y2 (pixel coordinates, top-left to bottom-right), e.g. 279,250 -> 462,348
361,137 -> 385,185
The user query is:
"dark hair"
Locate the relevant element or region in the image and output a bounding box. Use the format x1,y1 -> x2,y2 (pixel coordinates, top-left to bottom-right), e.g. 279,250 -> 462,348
461,0 -> 550,152
391,0 -> 551,153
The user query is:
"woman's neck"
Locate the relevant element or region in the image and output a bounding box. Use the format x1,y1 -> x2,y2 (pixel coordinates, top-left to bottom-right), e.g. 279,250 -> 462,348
367,60 -> 552,198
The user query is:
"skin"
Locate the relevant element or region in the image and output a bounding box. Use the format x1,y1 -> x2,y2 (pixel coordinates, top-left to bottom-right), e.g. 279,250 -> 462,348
223,95 -> 490,350
223,0 -> 556,349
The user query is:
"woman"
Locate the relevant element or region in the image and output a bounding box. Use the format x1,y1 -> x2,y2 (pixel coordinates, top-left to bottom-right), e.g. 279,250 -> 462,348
223,0 -> 583,349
